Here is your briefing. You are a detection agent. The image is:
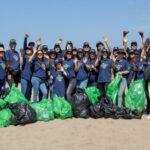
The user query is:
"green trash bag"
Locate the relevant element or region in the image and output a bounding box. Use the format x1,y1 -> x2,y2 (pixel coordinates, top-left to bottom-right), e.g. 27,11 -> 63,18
106,74 -> 122,104
53,96 -> 73,119
4,84 -> 28,104
0,109 -> 14,128
31,99 -> 54,122
0,99 -> 7,110
125,80 -> 147,112
84,86 -> 101,105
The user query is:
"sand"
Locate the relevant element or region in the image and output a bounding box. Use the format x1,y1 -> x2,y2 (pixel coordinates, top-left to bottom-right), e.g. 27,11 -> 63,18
0,117 -> 150,150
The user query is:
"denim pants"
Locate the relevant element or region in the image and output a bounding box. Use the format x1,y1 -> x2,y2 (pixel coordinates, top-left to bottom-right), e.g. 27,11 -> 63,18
31,77 -> 48,102
21,78 -> 32,100
117,78 -> 127,108
77,79 -> 88,89
66,78 -> 77,104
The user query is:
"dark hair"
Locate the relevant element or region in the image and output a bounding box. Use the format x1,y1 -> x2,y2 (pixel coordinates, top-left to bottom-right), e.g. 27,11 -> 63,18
65,41 -> 73,50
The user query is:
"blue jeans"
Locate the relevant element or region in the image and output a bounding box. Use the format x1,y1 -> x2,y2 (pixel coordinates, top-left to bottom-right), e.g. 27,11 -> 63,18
31,77 -> 48,102
117,78 -> 127,108
77,79 -> 88,89
21,78 -> 32,100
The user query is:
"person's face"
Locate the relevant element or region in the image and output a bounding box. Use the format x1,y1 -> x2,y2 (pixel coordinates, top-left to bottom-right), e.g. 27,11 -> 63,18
129,53 -> 135,59
102,53 -> 108,59
43,49 -> 48,55
78,52 -> 83,59
66,44 -> 72,51
66,53 -> 72,59
10,44 -> 16,50
56,63 -> 61,70
83,46 -> 90,52
113,52 -> 118,58
72,50 -> 77,56
131,45 -> 137,50
97,45 -> 103,51
50,53 -> 56,59
55,47 -> 60,53
0,51 -> 4,57
29,45 -> 34,50
89,53 -> 96,59
26,50 -> 33,56
37,51 -> 43,59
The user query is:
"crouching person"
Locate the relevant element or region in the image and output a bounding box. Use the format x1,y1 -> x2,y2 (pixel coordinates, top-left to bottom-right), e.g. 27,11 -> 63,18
31,49 -> 48,102
114,49 -> 130,108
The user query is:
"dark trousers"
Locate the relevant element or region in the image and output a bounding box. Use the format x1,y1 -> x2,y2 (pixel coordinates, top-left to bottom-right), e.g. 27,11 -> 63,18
98,82 -> 109,97
66,78 -> 77,104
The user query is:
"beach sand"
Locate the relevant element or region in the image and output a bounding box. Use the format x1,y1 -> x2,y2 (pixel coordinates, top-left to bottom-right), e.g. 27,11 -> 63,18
0,117 -> 150,150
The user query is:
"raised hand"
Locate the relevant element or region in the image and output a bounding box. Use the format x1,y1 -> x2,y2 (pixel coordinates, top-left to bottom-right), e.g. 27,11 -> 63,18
123,31 -> 129,37
73,58 -> 78,64
104,36 -> 109,43
56,38 -> 63,45
139,32 -> 144,38
36,38 -> 42,46
25,33 -> 29,38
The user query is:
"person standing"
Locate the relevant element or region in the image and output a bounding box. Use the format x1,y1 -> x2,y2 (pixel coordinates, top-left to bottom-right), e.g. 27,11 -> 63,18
5,39 -> 20,87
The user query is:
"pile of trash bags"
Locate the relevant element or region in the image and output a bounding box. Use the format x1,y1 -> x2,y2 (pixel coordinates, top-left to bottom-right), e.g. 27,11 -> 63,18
0,77 -> 147,127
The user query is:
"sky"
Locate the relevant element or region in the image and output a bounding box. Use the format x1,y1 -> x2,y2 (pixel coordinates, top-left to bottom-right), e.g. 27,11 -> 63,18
0,0 -> 150,50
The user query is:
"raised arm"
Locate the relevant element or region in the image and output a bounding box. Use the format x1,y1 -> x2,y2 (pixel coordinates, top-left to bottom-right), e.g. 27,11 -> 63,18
29,38 -> 42,62
23,33 -> 29,50
104,36 -> 112,53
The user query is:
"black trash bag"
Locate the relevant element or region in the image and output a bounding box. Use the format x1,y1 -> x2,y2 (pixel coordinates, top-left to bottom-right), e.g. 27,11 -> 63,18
72,89 -> 90,118
0,88 -> 10,99
8,102 -> 36,125
90,102 -> 104,118
90,96 -> 142,119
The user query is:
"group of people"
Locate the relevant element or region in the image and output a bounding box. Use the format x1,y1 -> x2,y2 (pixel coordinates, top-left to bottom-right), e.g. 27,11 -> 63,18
0,31 -> 150,112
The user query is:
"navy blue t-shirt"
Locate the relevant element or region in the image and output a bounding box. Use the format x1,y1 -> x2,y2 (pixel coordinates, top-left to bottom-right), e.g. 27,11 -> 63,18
32,58 -> 47,82
21,55 -> 33,81
53,70 -> 66,97
49,60 -> 55,75
0,58 -> 6,80
137,62 -> 144,79
76,59 -> 88,81
63,59 -> 76,80
128,49 -> 141,62
114,58 -> 130,77
98,59 -> 112,83
127,61 -> 137,85
5,49 -> 20,71
88,59 -> 97,83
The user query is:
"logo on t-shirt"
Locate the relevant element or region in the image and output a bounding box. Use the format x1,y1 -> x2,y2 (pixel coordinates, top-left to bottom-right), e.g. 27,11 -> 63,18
101,63 -> 108,69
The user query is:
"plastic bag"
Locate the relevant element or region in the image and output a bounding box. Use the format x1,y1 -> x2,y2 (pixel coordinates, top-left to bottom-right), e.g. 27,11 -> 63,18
84,86 -> 101,105
106,74 -> 122,104
90,97 -> 142,119
0,109 -> 14,128
72,89 -> 90,118
31,99 -> 54,122
4,84 -> 28,104
53,96 -> 73,119
0,99 -> 7,110
8,102 -> 36,125
125,80 -> 147,112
